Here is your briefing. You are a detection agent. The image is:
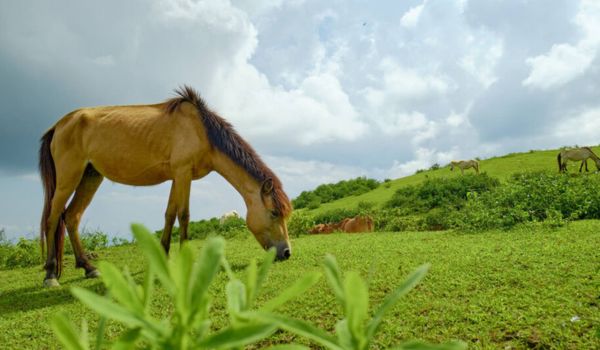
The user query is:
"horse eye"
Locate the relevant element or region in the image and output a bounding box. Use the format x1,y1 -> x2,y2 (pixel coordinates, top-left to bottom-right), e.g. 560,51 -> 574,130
270,210 -> 278,218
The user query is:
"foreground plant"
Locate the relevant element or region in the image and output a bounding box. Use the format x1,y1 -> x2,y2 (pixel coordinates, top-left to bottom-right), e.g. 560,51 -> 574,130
252,256 -> 465,350
52,224 -> 465,349
51,224 -> 319,349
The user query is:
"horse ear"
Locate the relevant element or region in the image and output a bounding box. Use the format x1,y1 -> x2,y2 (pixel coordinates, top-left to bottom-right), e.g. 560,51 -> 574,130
261,178 -> 274,195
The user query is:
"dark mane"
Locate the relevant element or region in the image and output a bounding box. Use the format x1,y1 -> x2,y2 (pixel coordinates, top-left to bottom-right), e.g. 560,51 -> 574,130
165,85 -> 292,217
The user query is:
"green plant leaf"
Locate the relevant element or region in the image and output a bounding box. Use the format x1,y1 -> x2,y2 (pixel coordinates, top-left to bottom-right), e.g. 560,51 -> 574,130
226,279 -> 247,317
343,271 -> 368,344
253,312 -> 343,350
366,264 -> 430,342
266,345 -> 312,350
131,223 -> 174,296
323,255 -> 345,304
261,272 -> 321,312
71,287 -> 148,330
392,340 -> 467,350
110,328 -> 142,350
97,262 -> 144,314
50,313 -> 89,350
256,248 -> 276,292
189,237 -> 224,314
335,319 -> 356,350
173,243 -> 194,319
246,258 -> 258,308
198,323 -> 277,349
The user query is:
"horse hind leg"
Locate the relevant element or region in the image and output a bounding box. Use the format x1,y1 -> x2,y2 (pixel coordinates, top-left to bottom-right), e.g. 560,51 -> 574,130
64,164 -> 104,278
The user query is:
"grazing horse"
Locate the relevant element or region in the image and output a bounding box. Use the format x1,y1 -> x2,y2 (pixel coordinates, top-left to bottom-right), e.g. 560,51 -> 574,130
39,86 -> 292,287
557,147 -> 600,173
450,160 -> 479,175
339,216 -> 374,233
219,210 -> 241,224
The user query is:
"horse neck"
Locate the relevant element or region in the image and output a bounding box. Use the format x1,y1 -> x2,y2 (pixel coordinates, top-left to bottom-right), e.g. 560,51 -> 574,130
210,150 -> 263,211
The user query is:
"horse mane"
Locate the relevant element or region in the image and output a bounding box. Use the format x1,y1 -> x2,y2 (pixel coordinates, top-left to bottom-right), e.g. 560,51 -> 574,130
165,85 -> 292,217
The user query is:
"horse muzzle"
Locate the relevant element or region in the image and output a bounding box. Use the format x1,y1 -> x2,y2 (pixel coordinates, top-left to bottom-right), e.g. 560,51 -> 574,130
272,241 -> 291,261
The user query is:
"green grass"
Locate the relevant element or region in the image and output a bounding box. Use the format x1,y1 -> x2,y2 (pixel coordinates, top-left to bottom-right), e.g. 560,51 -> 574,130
1,221 -> 599,349
306,146 -> 600,215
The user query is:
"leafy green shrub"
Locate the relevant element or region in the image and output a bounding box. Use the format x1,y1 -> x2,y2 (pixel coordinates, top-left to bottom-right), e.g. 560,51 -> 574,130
293,177 -> 380,209
157,216 -> 250,241
456,171 -> 600,230
287,211 -> 316,237
52,224 -> 464,350
3,237 -> 39,269
386,173 -> 500,213
374,210 -> 426,232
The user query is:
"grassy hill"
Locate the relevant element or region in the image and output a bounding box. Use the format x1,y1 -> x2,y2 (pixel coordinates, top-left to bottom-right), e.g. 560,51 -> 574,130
303,146 -> 600,215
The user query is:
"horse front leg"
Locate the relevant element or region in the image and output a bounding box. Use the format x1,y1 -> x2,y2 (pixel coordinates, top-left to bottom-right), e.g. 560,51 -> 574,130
161,182 -> 177,255
173,174 -> 192,246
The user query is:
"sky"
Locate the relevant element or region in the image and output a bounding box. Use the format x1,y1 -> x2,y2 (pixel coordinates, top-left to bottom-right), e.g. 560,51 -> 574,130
1,0 -> 600,240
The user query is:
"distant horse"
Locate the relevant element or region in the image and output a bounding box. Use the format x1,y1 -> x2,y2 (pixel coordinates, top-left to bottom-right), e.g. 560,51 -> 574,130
219,210 -> 241,224
39,86 -> 292,287
557,147 -> 600,173
450,160 -> 479,175
339,216 -> 374,233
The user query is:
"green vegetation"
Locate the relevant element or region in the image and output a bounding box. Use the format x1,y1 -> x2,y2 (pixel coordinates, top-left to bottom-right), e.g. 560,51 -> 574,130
0,229 -> 130,270
155,216 -> 248,240
1,221 -> 598,349
292,177 -> 380,209
304,146 -> 600,215
53,225 -> 461,350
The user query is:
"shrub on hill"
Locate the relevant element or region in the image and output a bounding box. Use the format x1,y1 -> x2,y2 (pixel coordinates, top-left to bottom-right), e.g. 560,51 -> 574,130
292,177 -> 380,209
456,171 -> 600,230
386,173 -> 500,213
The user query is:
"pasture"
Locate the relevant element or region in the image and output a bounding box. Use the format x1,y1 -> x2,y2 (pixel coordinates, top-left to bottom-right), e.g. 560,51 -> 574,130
1,221 -> 598,349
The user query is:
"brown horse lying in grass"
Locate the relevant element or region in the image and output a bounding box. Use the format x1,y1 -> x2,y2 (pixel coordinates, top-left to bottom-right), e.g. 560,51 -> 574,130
309,215 -> 374,234
39,86 -> 292,287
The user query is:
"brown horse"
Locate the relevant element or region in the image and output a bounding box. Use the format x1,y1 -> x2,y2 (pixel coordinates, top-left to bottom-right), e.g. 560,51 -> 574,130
557,147 -> 600,172
39,86 -> 292,287
339,216 -> 374,233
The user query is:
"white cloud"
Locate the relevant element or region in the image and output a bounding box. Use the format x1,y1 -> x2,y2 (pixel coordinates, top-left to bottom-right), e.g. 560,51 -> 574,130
460,35 -> 503,88
553,106 -> 600,146
386,147 -> 456,178
400,2 -> 425,28
523,0 -> 600,89
364,58 -> 450,107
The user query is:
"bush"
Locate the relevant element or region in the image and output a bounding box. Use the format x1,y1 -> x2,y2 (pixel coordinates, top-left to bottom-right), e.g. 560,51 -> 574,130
292,177 -> 380,209
456,171 -> 600,231
287,211 -> 316,237
3,238 -> 39,269
386,173 -> 500,213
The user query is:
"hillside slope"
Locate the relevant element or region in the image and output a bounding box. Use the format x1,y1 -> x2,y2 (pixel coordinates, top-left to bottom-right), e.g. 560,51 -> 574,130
304,146 -> 600,215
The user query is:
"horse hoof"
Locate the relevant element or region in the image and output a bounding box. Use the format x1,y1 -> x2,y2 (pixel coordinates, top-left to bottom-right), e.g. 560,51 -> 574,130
43,278 -> 60,288
86,269 -> 101,279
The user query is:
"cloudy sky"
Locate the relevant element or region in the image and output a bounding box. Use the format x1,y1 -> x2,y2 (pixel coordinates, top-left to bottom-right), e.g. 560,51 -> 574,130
1,0 -> 599,240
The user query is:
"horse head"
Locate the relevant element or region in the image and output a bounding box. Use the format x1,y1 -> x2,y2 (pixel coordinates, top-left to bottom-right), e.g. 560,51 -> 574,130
245,179 -> 292,261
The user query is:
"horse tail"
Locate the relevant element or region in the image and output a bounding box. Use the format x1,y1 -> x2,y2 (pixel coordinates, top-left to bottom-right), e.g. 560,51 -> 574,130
39,128 -> 65,277
557,153 -> 562,172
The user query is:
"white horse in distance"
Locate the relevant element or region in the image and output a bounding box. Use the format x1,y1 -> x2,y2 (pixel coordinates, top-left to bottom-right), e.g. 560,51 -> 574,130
219,210 -> 241,224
